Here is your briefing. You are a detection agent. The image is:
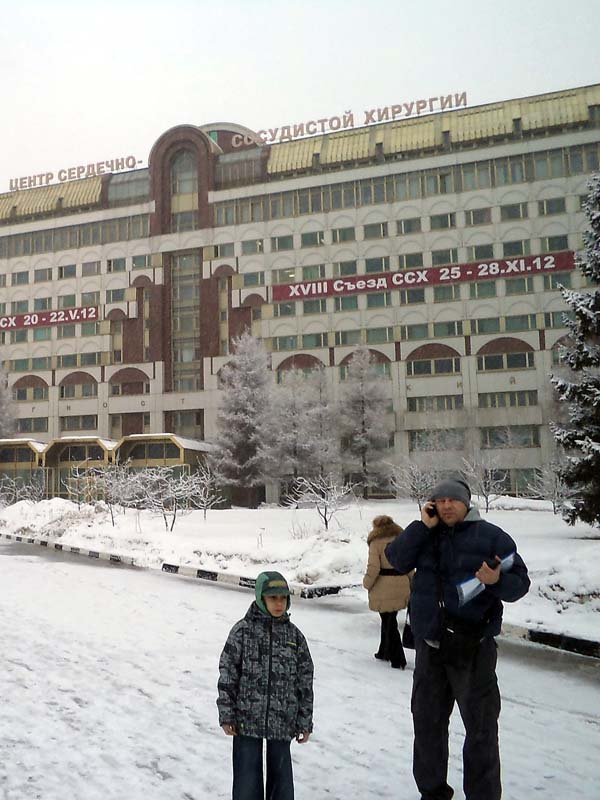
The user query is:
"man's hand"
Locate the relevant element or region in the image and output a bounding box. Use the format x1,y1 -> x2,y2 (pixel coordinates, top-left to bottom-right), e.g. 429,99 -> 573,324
476,557 -> 501,585
221,723 -> 237,736
421,502 -> 438,529
296,731 -> 311,744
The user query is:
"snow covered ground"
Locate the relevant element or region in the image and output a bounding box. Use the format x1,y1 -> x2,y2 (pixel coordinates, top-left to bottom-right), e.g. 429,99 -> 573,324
0,495 -> 598,641
0,538 -> 598,800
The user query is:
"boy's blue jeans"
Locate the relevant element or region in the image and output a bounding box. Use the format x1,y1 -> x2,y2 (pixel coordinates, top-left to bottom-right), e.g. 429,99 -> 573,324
232,735 -> 294,800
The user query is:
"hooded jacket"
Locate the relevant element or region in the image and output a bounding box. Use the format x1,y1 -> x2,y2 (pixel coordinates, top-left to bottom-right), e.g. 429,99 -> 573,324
385,507 -> 530,641
363,516 -> 411,613
217,602 -> 314,740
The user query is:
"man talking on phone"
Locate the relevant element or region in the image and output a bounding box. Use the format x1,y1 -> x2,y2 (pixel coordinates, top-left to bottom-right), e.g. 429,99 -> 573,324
385,478 -> 530,800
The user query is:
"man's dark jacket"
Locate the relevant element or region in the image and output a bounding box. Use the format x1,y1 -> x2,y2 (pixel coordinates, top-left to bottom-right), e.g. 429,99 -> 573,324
385,507 -> 530,641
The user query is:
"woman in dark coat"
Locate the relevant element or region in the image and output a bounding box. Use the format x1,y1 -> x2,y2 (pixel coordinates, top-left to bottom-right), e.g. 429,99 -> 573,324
363,515 -> 411,669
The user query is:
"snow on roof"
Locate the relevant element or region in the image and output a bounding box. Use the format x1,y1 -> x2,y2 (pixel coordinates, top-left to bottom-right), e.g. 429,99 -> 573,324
51,436 -> 119,450
120,433 -> 216,453
0,438 -> 47,453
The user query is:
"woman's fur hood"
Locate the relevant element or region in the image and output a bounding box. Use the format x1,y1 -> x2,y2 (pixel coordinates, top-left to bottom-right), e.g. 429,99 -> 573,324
367,515 -> 404,544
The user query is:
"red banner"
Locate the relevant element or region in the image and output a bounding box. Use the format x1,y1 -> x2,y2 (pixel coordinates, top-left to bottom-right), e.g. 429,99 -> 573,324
271,251 -> 575,302
0,306 -> 99,330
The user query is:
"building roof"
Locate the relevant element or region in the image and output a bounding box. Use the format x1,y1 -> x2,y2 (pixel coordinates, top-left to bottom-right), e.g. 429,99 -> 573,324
0,176 -> 103,223
0,438 -> 47,453
118,433 -> 216,453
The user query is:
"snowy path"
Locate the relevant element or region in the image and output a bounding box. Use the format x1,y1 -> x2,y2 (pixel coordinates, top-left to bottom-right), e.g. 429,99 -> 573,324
1,544 -> 598,800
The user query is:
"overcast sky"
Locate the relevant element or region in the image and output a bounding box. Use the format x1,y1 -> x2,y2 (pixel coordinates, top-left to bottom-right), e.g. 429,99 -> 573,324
1,0 -> 599,191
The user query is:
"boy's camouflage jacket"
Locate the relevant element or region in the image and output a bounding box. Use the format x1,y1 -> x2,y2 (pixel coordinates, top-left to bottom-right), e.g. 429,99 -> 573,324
217,602 -> 314,740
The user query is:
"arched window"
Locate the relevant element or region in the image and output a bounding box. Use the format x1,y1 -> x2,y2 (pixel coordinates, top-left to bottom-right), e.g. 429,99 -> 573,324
171,151 -> 197,194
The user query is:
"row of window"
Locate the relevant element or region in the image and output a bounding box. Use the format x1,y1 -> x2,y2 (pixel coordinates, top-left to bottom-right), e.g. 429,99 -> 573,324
1,289 -> 126,318
407,424 -> 541,451
406,390 -> 538,412
213,143 -> 600,227
0,255 -> 152,287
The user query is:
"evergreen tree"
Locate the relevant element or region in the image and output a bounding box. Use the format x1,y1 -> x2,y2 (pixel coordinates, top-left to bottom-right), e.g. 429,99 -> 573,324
551,174 -> 600,527
338,346 -> 392,496
212,332 -> 270,492
304,367 -> 340,476
0,368 -> 16,438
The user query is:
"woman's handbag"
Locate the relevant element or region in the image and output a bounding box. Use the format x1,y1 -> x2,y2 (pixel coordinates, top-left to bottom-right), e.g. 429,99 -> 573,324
402,605 -> 415,649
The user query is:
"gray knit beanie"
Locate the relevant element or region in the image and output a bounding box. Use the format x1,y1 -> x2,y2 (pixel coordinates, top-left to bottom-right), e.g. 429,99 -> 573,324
430,478 -> 471,508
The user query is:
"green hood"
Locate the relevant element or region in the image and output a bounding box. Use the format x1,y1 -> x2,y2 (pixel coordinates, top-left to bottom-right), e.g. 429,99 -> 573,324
255,571 -> 291,616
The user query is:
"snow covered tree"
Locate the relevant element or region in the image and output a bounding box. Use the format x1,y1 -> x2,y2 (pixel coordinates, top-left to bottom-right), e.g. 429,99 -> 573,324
0,368 -> 16,438
526,459 -> 571,514
338,347 -> 393,496
461,453 -> 509,512
387,459 -> 438,510
185,461 -> 224,519
289,473 -> 354,531
551,174 -> 600,527
212,332 -> 271,504
304,367 -> 340,476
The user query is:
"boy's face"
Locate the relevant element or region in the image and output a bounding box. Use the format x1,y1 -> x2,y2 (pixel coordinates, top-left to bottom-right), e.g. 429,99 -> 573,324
264,594 -> 288,617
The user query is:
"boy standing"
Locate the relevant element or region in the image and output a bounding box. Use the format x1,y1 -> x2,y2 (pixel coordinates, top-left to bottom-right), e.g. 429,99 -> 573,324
217,571 -> 314,800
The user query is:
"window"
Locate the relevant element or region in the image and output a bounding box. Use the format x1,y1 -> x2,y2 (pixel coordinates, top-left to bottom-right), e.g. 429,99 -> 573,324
480,425 -> 540,448
478,390 -> 537,408
540,235 -> 568,252
472,317 -> 501,334
300,231 -> 325,248
80,352 -> 101,366
334,329 -> 361,346
60,415 -> 98,432
33,327 -> 51,341
433,320 -> 462,337
241,239 -> 264,255
106,289 -> 126,303
399,288 -> 425,304
469,281 -> 497,298
271,234 -> 294,252
81,291 -> 100,306
171,151 -> 197,194
544,272 -> 572,290
408,429 -> 465,451
57,354 -> 77,368
500,203 -> 528,221
58,294 -> 76,308
81,321 -> 100,336
366,327 -> 393,344
274,302 -> 295,317
431,248 -> 458,266
304,298 -> 327,314
401,323 -> 429,340
465,208 -> 491,226
34,297 -> 51,311
503,240 -> 530,257
12,300 -> 28,313
132,255 -> 150,270
302,264 -> 326,281
505,313 -> 536,332
17,417 -> 48,433
407,395 -> 464,412
466,244 -> 494,261
302,332 -> 327,348
533,151 -> 564,179
539,197 -> 566,216
398,252 -> 423,269
406,356 -> 460,376
334,295 -> 358,311
365,256 -> 389,273
331,227 -> 355,243
107,258 -> 126,273
333,260 -> 357,277
34,267 -> 52,282
495,155 -> 526,185
12,271 -> 29,285
397,217 -> 421,234
272,335 -> 298,351
363,222 -> 388,239
505,276 -> 534,294
477,351 -> 534,371
171,211 -> 198,231
434,284 -> 460,302
367,292 -> 392,308
11,330 -> 27,343
214,242 -> 234,258
430,212 -> 456,230
544,310 -> 571,328
461,162 -> 492,190
58,325 -> 76,339
243,271 -> 264,287
272,267 -> 296,285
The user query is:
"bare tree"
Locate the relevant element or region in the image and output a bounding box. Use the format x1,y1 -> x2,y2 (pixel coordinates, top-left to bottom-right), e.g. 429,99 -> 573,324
387,459 -> 438,510
526,460 -> 571,514
289,474 -> 354,531
185,461 -> 224,520
461,453 -> 507,512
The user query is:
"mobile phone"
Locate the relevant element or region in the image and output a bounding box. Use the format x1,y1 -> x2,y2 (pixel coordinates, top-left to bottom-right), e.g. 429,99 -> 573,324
485,557 -> 500,569
425,505 -> 438,518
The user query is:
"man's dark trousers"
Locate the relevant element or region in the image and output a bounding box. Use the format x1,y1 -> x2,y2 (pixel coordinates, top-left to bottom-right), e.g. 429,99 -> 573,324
232,735 -> 294,800
411,637 -> 501,800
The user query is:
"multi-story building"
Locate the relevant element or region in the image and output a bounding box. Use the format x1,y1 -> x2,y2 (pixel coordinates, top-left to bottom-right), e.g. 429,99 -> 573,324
1,83 -> 599,493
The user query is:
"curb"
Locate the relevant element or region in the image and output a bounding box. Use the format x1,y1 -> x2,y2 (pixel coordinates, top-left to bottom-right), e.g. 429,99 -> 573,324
2,532 -> 598,658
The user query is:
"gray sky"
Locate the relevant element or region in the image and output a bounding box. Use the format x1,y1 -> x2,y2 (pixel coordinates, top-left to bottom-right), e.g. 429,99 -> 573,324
2,0 -> 599,191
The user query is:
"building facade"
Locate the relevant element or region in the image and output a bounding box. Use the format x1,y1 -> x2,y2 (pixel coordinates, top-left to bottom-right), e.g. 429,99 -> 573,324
1,84 -> 600,493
